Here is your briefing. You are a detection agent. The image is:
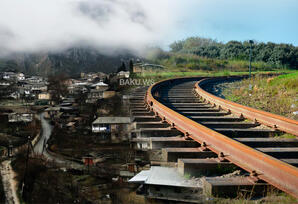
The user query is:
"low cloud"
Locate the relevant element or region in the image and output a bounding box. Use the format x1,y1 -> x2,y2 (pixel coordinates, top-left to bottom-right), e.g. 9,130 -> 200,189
0,0 -> 197,57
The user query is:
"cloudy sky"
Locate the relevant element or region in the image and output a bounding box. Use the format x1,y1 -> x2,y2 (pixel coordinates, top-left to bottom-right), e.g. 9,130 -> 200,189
0,0 -> 297,56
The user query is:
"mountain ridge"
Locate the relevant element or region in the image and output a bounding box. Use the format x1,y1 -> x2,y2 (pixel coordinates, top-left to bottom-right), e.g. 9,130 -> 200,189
0,48 -> 134,76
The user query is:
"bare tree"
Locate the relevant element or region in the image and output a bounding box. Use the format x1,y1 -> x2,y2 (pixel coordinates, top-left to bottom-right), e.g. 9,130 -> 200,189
48,73 -> 69,104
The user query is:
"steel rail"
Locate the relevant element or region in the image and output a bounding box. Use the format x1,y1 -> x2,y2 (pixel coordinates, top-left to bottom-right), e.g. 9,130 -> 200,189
195,77 -> 298,136
146,76 -> 298,198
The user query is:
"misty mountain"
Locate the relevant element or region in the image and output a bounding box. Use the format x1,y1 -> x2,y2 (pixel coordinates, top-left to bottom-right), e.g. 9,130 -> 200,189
0,48 -> 134,76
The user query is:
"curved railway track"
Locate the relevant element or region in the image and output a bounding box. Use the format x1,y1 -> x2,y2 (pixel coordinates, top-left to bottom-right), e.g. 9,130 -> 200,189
131,76 -> 298,198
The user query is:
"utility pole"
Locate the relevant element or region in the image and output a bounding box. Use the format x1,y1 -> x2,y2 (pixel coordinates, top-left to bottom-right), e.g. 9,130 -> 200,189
249,40 -> 254,79
22,135 -> 31,200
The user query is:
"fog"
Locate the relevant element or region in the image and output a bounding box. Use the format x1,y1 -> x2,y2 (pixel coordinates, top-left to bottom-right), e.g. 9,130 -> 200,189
0,0 -> 198,57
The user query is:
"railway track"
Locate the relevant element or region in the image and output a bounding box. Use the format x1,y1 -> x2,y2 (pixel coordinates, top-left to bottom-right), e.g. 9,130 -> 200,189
129,76 -> 298,199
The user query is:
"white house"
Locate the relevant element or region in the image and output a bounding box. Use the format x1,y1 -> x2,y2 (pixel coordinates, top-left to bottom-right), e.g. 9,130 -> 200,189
91,81 -> 109,91
117,71 -> 130,78
17,73 -> 25,81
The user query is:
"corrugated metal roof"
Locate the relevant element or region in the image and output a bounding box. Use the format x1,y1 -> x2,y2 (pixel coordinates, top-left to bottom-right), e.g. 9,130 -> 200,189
128,170 -> 150,183
91,82 -> 108,87
129,167 -> 202,188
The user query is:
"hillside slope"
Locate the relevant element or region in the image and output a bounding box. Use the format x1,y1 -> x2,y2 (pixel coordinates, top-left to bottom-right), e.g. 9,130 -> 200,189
0,48 -> 133,76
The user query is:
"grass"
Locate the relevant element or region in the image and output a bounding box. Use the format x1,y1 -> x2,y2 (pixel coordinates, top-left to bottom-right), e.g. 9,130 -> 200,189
205,183 -> 297,204
132,70 -> 295,84
269,72 -> 298,89
150,53 -> 293,73
276,133 -> 297,139
221,72 -> 298,120
211,191 -> 297,204
184,173 -> 191,179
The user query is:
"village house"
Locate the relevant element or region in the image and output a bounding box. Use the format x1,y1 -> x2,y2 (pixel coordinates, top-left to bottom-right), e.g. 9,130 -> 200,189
117,71 -> 130,79
92,117 -> 133,141
62,98 -> 76,104
44,107 -> 61,119
2,72 -> 26,81
86,81 -> 111,103
68,84 -> 88,95
19,80 -> 47,98
38,92 -> 51,100
103,90 -> 116,98
2,72 -> 17,81
26,76 -> 44,83
86,90 -> 116,103
64,79 -> 83,87
24,82 -> 47,92
0,79 -> 11,86
8,92 -> 20,99
68,86 -> 81,95
81,72 -> 108,82
16,73 -> 25,81
67,80 -> 90,95
91,81 -> 109,91
86,89 -> 104,103
8,111 -> 33,123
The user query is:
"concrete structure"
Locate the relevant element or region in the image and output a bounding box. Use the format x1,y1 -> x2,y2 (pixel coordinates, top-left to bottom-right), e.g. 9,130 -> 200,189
129,166 -> 203,203
132,137 -> 199,151
203,177 -> 269,197
162,148 -> 217,162
132,128 -> 182,138
178,158 -> 235,177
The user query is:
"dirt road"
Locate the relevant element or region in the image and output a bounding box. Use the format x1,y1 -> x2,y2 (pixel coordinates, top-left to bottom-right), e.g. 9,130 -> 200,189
0,160 -> 19,204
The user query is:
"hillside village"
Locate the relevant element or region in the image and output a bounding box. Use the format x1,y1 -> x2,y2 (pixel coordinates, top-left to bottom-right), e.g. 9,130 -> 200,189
0,62 -> 167,203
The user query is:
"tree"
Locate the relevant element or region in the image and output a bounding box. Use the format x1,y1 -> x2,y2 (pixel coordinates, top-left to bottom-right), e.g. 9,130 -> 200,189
162,36 -> 298,69
129,60 -> 134,73
170,40 -> 184,52
117,62 -> 127,72
48,74 -> 69,104
220,41 -> 245,59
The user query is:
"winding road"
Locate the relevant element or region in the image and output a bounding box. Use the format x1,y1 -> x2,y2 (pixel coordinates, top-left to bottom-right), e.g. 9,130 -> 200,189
1,112 -> 84,203
35,113 -> 83,169
34,113 -> 52,155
